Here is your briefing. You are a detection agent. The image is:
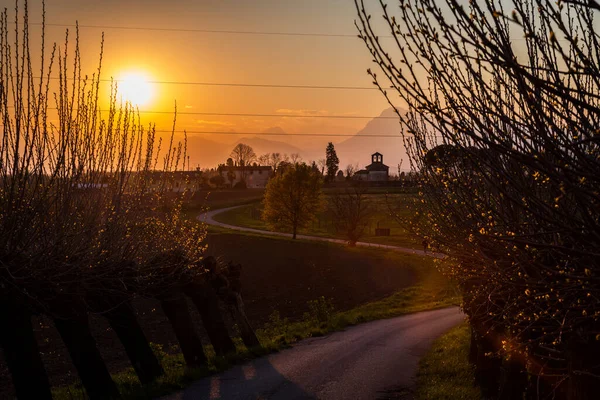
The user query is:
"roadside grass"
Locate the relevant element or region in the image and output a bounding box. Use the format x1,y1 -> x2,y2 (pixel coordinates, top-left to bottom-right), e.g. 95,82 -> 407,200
52,341 -> 276,400
213,193 -> 424,249
256,261 -> 459,346
53,253 -> 458,400
415,323 -> 481,400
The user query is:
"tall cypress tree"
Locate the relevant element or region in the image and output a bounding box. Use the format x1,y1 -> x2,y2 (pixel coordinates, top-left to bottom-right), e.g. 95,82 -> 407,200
325,142 -> 339,182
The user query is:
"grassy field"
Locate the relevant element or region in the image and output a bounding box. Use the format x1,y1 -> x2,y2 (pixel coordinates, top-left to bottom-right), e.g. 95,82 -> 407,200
183,188 -> 265,213
213,193 -> 424,249
49,233 -> 457,400
416,323 -> 480,400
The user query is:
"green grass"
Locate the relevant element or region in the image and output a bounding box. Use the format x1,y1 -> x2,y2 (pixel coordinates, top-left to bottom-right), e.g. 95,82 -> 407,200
53,257 -> 458,400
182,188 -> 266,215
255,261 -> 458,346
415,323 -> 481,400
213,193 -> 424,249
52,341 -> 276,400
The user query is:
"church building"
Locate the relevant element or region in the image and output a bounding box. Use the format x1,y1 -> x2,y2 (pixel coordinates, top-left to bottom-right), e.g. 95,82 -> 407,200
354,152 -> 389,181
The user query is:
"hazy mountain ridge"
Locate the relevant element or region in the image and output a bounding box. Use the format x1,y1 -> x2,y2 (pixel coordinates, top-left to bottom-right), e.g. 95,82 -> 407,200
336,108 -> 408,172
185,109 -> 409,172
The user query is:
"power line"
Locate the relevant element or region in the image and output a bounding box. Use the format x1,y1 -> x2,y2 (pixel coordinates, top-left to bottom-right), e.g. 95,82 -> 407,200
24,22 -> 535,41
30,22 -> 378,39
4,106 -> 397,119
134,111 -> 397,119
36,76 -> 379,90
154,130 -> 403,138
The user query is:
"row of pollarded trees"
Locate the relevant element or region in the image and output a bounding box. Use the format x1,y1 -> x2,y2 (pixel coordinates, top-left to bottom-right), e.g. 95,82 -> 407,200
357,0 -> 600,398
0,4 -> 258,399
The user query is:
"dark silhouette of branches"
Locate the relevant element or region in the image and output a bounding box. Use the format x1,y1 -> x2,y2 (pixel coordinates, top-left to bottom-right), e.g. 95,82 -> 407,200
356,0 -> 600,397
1,2 -> 208,397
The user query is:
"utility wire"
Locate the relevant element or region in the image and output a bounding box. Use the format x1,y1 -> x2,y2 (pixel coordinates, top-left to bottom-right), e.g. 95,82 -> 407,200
153,130 -> 403,137
142,111 -> 396,119
29,22 -> 385,38
34,76 -> 379,90
4,105 -> 398,119
24,22 -> 533,41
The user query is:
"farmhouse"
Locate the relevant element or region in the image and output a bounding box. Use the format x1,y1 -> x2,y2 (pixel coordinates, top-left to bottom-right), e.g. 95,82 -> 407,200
354,152 -> 389,181
219,165 -> 273,188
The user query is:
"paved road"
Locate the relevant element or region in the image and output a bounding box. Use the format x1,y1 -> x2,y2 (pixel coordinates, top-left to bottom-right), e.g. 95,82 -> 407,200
198,206 -> 444,258
161,307 -> 463,400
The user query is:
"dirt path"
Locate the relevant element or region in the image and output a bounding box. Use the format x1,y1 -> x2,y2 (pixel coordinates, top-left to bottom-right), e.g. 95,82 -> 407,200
198,206 -> 444,258
161,307 -> 463,400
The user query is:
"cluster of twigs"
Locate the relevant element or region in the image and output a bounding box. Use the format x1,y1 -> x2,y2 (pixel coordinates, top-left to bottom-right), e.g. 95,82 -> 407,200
0,0 -> 205,314
356,0 -> 600,397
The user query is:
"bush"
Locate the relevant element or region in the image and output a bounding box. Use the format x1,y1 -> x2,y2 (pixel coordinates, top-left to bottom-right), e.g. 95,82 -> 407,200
303,297 -> 335,324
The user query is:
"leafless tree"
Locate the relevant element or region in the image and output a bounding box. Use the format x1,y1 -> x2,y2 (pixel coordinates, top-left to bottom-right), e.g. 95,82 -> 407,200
290,153 -> 302,164
229,143 -> 256,183
317,158 -> 327,175
230,143 -> 256,167
344,163 -> 359,180
329,184 -> 372,246
0,3 -> 205,397
258,153 -> 271,166
356,0 -> 600,397
269,152 -> 283,172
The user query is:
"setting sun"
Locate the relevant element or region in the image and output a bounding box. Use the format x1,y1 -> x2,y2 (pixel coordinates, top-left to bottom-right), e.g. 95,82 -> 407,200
116,72 -> 154,107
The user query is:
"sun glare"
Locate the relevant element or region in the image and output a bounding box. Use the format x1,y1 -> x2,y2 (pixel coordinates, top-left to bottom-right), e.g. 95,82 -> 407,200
117,72 -> 154,107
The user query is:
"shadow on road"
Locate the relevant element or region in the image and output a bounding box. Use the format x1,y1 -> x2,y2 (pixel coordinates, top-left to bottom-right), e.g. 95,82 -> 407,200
175,357 -> 314,400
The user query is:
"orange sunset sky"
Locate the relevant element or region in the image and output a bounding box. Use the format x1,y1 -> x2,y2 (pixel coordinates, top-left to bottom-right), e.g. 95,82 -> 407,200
19,0 -> 410,169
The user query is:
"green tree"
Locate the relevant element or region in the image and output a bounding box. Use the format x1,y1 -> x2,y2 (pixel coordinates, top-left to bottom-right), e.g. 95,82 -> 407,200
262,163 -> 323,239
325,142 -> 339,182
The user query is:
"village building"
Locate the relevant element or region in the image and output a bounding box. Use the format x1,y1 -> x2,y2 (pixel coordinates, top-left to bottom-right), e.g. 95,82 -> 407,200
218,165 -> 273,188
354,152 -> 389,181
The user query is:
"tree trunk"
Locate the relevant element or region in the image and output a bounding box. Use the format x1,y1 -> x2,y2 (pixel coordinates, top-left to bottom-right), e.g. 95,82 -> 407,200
187,284 -> 236,357
230,293 -> 260,349
566,333 -> 600,400
471,326 -> 501,399
468,325 -> 478,365
0,300 -> 52,400
292,224 -> 297,240
498,356 -> 527,400
53,314 -> 121,400
105,301 -> 164,383
160,294 -> 207,368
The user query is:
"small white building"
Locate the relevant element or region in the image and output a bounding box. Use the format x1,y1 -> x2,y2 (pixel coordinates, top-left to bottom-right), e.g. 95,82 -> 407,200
219,165 -> 273,188
354,152 -> 389,181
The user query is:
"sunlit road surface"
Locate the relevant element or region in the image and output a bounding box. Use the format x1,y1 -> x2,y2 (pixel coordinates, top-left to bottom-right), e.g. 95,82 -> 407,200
160,307 -> 463,400
198,206 -> 445,259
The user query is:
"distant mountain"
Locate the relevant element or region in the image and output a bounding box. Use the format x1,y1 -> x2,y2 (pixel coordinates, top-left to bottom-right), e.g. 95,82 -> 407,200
261,126 -> 287,135
336,108 -> 409,173
184,128 -> 307,169
235,136 -> 305,158
185,136 -> 230,169
235,127 -> 305,159
184,112 -> 411,171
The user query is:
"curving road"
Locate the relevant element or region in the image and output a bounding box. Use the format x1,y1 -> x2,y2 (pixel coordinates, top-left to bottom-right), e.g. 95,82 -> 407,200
161,307 -> 463,400
198,206 -> 444,258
